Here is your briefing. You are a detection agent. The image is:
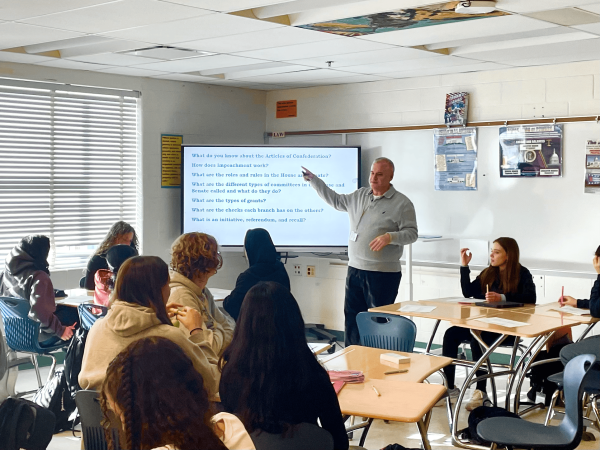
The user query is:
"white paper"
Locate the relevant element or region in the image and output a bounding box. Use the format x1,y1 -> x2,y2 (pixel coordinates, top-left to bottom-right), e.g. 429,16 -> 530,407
399,304 -> 436,313
549,306 -> 591,316
56,295 -> 92,305
442,297 -> 475,303
475,317 -> 531,328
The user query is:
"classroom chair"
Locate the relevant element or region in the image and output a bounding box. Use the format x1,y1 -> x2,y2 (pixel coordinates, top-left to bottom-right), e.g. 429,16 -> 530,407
249,422 -> 333,450
75,390 -> 120,450
476,354 -> 597,450
356,312 -> 416,352
0,297 -> 68,389
78,303 -> 108,331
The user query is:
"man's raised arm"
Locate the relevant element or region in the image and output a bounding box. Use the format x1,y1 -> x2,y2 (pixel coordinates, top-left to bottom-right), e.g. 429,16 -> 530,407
302,166 -> 350,212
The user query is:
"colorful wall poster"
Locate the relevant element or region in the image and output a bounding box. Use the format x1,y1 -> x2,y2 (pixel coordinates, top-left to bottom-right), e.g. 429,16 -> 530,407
161,134 -> 182,188
499,124 -> 563,177
434,127 -> 477,191
444,92 -> 469,126
585,140 -> 600,194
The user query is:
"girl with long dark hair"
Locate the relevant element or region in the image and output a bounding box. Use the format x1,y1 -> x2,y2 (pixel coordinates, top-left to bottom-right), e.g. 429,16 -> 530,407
442,237 -> 536,410
79,256 -> 220,395
218,282 -> 348,450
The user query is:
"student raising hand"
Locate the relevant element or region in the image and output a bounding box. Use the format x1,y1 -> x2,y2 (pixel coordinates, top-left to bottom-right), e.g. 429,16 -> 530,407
460,248 -> 472,266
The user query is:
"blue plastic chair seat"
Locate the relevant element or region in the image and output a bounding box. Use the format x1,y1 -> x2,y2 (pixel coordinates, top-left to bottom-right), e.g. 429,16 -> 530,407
356,312 -> 416,352
478,416 -> 574,448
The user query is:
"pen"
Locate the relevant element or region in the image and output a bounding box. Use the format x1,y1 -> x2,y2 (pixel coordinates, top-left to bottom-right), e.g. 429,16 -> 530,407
372,385 -> 381,396
384,369 -> 408,375
486,284 -> 489,294
560,286 -> 564,306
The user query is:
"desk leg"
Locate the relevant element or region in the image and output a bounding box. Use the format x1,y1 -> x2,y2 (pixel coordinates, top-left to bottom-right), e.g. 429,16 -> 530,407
407,243 -> 413,301
452,332 -> 507,450
425,319 -> 441,354
416,417 -> 432,450
471,331 -> 498,406
504,334 -> 544,411
577,322 -> 597,342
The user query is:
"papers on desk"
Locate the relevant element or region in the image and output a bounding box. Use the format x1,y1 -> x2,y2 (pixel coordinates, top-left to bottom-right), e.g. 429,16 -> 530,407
56,295 -> 93,306
475,317 -> 531,328
398,304 -> 437,313
442,297 -> 476,303
328,370 -> 365,384
549,306 -> 591,316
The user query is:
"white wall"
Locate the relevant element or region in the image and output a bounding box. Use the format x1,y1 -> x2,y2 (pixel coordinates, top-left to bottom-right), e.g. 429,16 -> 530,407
0,61 -> 267,288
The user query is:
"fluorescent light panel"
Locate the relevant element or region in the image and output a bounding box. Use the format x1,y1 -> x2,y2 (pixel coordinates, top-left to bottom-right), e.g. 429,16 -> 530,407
121,46 -> 216,60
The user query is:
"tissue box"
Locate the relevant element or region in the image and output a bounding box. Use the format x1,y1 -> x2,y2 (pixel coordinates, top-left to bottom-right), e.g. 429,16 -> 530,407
380,352 -> 410,365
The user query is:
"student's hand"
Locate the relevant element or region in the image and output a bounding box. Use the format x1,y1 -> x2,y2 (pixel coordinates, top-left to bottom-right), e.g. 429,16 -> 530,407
166,303 -> 184,318
60,323 -> 76,341
561,295 -> 577,307
370,233 -> 391,251
301,166 -> 314,181
485,292 -> 502,302
176,306 -> 204,332
593,255 -> 600,274
460,248 -> 472,266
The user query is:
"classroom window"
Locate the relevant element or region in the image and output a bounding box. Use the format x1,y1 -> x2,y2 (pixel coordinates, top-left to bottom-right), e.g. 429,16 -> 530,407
0,78 -> 139,270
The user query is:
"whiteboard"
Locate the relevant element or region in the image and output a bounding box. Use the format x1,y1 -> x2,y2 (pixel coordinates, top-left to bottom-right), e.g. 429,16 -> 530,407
269,121 -> 600,274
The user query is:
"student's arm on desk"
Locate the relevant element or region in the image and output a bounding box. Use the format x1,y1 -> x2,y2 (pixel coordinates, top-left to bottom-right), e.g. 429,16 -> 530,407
504,267 -> 536,304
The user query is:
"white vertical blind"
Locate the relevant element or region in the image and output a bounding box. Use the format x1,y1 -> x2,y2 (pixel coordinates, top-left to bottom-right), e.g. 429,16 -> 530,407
0,79 -> 139,270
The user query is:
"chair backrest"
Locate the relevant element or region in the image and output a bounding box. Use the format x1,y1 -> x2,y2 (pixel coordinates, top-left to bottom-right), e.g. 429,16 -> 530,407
356,312 -> 416,352
78,303 -> 108,331
75,390 -> 120,450
250,423 -> 333,450
558,354 -> 597,446
0,297 -> 42,354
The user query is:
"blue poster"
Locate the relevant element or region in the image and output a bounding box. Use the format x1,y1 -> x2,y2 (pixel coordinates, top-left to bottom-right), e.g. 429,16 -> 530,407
434,128 -> 477,191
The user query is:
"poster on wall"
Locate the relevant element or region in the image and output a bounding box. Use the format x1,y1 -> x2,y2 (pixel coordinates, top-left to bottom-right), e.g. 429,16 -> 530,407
444,92 -> 469,126
499,124 -> 563,177
434,127 -> 477,191
161,134 -> 182,188
585,140 -> 600,194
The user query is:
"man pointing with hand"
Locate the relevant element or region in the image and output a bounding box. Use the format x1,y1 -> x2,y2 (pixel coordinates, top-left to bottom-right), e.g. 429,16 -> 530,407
302,157 -> 418,346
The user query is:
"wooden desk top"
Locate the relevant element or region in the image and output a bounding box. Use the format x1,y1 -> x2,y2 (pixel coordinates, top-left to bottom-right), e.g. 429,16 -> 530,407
337,379 -> 446,422
457,310 -> 581,338
320,345 -> 451,383
517,304 -> 599,324
369,301 -> 496,325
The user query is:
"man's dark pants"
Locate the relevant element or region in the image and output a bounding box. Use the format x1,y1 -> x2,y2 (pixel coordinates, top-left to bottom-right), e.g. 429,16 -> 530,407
344,267 -> 402,346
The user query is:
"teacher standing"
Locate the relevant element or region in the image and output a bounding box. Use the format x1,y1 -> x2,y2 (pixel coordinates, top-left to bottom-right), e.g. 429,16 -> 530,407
302,157 -> 418,346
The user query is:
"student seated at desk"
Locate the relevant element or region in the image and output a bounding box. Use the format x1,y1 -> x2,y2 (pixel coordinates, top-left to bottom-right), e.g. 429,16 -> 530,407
558,244 -> 600,364
79,256 -> 221,396
93,244 -> 138,307
101,337 -> 252,450
0,235 -> 77,342
168,232 -> 234,356
442,237 -> 536,410
83,221 -> 138,290
219,282 -> 349,450
223,228 -> 290,321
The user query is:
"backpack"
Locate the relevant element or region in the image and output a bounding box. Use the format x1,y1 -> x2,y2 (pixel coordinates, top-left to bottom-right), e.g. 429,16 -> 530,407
33,368 -> 76,433
458,405 -> 521,445
64,327 -> 88,396
0,397 -> 55,450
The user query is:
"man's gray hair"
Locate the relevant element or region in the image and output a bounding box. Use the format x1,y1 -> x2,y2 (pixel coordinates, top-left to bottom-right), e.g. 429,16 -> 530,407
372,157 -> 395,173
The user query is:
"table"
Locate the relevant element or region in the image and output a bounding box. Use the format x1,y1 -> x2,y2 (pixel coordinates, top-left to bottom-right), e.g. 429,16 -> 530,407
321,345 -> 450,449
55,289 -> 94,307
369,300 -> 583,450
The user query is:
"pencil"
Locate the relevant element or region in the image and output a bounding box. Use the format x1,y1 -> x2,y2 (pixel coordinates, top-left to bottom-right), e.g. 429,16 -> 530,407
384,369 -> 408,375
372,385 -> 381,396
486,284 -> 489,294
560,286 -> 564,306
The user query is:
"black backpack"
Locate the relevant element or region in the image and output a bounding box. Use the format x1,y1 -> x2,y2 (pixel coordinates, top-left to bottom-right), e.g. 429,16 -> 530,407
0,397 -> 55,450
458,405 -> 521,445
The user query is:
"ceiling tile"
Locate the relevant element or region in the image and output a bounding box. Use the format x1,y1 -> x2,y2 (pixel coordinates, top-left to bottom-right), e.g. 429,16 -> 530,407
58,39 -> 150,58
134,54 -> 269,72
0,23 -> 84,49
233,37 -> 394,61
574,21 -> 600,34
214,63 -> 314,79
339,55 -> 479,75
160,0 -> 290,12
289,47 -> 440,70
525,7 -> 600,26
233,68 -> 370,83
177,25 -> 339,54
21,0 -> 212,34
498,50 -> 600,67
66,53 -> 162,66
496,0 -> 600,13
0,51 -> 54,64
383,62 -> 511,79
34,59 -> 112,70
579,3 -> 600,14
103,13 -> 282,44
357,15 -> 557,47
0,0 -> 114,21
98,66 -> 171,77
151,73 -> 222,82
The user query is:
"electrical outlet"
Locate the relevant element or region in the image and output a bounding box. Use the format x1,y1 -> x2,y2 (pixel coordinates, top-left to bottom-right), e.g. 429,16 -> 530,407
293,264 -> 302,276
307,265 -> 316,277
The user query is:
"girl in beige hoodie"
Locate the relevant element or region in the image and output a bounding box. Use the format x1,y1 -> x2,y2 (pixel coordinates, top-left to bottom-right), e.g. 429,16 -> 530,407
78,256 -> 221,396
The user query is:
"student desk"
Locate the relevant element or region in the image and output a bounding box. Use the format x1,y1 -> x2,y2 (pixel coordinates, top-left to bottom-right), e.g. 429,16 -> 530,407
369,301 -> 582,450
55,289 -> 94,307
321,345 -> 450,449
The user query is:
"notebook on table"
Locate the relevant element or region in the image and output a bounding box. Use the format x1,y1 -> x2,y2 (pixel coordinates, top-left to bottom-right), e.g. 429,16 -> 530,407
475,301 -> 524,308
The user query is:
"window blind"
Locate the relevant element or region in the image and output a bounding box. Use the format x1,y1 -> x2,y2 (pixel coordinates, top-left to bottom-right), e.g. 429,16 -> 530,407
0,79 -> 139,271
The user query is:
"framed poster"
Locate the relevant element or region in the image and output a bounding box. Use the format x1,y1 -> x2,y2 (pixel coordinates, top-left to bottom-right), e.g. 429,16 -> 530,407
585,140 -> 600,194
434,127 -> 477,191
161,134 -> 182,188
499,124 -> 563,177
